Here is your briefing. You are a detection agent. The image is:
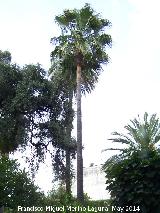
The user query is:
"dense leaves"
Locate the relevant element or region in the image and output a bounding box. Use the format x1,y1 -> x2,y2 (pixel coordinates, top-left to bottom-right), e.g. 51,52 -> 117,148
104,112 -> 160,159
0,156 -> 44,210
50,3 -> 112,94
49,68 -> 76,187
104,113 -> 160,213
0,63 -> 26,153
0,50 -> 11,64
104,151 -> 160,213
0,52 -> 76,178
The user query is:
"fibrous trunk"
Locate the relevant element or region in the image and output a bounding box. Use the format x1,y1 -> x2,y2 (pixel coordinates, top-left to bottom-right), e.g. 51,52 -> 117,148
65,92 -> 73,195
76,64 -> 83,202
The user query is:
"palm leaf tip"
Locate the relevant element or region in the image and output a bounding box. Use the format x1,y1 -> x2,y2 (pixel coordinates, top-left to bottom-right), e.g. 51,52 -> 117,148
107,112 -> 160,155
55,9 -> 77,27
51,4 -> 112,95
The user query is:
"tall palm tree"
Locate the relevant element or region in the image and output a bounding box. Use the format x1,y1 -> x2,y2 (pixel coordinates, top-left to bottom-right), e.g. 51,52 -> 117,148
50,3 -> 112,202
105,112 -> 160,158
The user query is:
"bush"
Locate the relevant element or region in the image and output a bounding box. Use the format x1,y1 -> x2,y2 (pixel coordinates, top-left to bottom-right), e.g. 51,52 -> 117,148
0,156 -> 44,212
104,150 -> 160,213
45,185 -> 111,213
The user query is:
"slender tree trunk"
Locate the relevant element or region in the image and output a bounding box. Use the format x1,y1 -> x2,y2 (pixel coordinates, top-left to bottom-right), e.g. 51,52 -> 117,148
65,92 -> 73,195
76,64 -> 84,202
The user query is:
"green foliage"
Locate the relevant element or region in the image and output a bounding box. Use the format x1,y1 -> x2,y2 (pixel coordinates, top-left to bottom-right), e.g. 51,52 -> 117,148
103,113 -> 160,213
104,151 -> 160,213
45,186 -> 111,213
50,3 -> 112,94
0,50 -> 11,64
0,156 -> 44,211
0,62 -> 26,154
0,50 -> 76,180
104,112 -> 160,159
46,185 -> 73,206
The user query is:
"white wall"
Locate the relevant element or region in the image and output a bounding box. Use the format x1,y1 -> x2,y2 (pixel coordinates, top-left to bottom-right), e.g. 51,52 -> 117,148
72,165 -> 110,200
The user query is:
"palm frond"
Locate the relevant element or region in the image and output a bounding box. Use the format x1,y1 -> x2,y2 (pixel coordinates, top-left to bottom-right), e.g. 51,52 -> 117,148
50,4 -> 112,96
105,113 -> 160,157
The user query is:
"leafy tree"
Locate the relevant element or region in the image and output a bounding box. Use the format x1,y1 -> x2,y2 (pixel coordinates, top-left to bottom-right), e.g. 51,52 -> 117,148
0,61 -> 25,154
103,113 -> 160,213
49,70 -> 76,195
0,155 -> 44,212
18,64 -> 76,176
104,112 -> 160,160
0,50 -> 11,64
104,151 -> 160,213
0,51 -> 76,187
50,3 -> 112,201
0,50 -> 21,213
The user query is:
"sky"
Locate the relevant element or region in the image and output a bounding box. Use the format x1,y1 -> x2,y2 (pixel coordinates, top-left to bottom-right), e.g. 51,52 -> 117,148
1,0 -> 160,193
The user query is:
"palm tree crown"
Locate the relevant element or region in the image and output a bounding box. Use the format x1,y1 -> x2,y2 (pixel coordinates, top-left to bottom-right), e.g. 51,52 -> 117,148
107,112 -> 160,155
50,3 -> 112,93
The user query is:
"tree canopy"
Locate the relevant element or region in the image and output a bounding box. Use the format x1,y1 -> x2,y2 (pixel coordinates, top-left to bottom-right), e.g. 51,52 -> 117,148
50,3 -> 112,94
0,155 -> 44,210
0,50 -> 11,64
0,50 -> 76,177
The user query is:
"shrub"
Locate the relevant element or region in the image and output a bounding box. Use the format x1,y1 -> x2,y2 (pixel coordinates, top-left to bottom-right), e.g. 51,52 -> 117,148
104,150 -> 160,213
45,185 -> 111,213
0,156 -> 44,212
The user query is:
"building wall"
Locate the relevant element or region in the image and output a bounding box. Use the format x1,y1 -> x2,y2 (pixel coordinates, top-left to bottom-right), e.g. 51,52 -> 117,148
72,165 -> 110,200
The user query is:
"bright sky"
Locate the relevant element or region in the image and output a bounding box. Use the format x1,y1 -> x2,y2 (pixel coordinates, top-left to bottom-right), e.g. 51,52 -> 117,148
1,0 -> 160,193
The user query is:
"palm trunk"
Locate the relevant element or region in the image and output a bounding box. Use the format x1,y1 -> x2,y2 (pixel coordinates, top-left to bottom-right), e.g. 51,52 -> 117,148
76,64 -> 84,202
65,91 -> 73,195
